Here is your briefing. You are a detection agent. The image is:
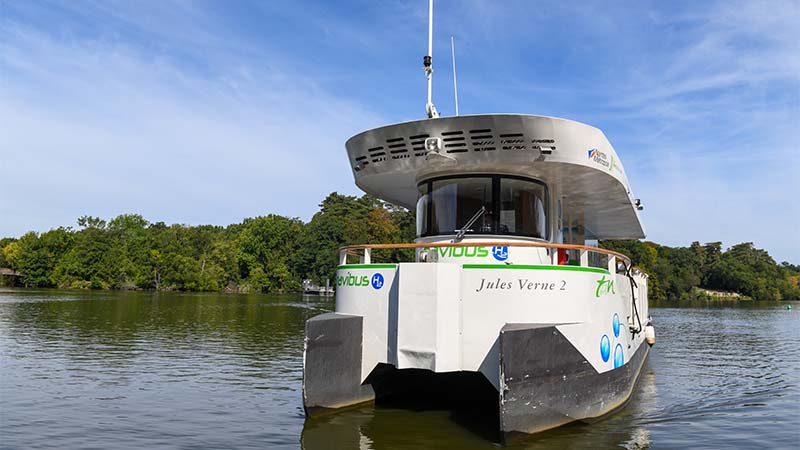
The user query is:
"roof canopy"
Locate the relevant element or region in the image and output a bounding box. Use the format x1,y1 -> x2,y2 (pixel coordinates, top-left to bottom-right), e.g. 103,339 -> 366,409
345,114 -> 645,240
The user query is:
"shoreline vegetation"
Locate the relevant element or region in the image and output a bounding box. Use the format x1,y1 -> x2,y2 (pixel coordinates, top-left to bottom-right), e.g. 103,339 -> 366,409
1,192 -> 798,302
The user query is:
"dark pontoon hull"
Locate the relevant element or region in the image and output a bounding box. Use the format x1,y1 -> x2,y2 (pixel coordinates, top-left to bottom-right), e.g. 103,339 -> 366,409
303,313 -> 650,443
499,323 -> 650,443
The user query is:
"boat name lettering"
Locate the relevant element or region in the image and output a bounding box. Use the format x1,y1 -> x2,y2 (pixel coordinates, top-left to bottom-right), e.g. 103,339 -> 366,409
475,278 -> 567,293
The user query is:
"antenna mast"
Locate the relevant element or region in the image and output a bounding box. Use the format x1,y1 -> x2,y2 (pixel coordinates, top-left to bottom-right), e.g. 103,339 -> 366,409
424,0 -> 439,118
451,35 -> 459,116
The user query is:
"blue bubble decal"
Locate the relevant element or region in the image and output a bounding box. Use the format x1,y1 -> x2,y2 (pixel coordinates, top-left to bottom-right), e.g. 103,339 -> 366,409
371,273 -> 384,290
612,313 -> 620,337
600,335 -> 610,362
614,343 -> 624,368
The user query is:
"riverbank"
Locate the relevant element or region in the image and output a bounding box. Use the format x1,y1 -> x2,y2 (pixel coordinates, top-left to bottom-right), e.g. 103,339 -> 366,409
2,192 -> 799,302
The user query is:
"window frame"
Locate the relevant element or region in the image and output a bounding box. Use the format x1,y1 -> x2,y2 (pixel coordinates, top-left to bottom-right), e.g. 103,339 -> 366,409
416,174 -> 549,239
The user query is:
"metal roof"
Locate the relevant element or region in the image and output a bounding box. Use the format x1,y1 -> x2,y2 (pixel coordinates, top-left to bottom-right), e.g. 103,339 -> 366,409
345,114 -> 645,240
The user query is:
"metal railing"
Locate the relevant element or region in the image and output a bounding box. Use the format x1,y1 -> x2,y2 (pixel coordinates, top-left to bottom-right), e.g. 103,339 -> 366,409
339,241 -> 637,274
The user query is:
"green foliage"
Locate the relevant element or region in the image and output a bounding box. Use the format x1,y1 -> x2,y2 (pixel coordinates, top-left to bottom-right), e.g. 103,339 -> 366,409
601,240 -> 800,301
0,192 -> 415,293
0,237 -> 18,268
295,193 -> 411,284
1,193 -> 795,300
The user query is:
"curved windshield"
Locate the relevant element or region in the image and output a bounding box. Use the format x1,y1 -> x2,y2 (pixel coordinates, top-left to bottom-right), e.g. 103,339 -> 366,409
416,175 -> 548,239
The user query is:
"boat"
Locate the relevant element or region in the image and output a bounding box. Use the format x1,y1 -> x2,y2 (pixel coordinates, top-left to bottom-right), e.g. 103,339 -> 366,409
302,1 -> 655,443
302,279 -> 335,297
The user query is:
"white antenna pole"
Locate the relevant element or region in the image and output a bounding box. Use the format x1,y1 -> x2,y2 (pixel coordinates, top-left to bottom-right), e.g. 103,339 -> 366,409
451,35 -> 459,116
423,0 -> 439,118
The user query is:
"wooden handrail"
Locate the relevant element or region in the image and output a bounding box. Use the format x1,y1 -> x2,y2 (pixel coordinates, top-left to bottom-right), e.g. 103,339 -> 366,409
340,241 -> 631,265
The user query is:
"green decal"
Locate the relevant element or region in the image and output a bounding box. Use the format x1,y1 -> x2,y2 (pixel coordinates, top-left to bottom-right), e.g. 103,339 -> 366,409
595,275 -> 615,297
430,246 -> 489,258
463,264 -> 610,274
337,272 -> 370,287
337,264 -> 397,270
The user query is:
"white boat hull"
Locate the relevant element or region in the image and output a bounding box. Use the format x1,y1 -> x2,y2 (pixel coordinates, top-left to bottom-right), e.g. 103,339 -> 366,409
303,259 -> 651,442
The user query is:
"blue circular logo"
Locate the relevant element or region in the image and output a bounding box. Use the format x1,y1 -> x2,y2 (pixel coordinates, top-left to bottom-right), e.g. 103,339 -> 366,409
371,273 -> 384,290
612,313 -> 620,337
492,246 -> 509,261
600,335 -> 610,362
614,343 -> 624,368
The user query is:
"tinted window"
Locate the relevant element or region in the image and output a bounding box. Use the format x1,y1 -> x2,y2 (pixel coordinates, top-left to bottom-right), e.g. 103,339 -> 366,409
430,177 -> 492,236
416,176 -> 548,239
499,178 -> 547,238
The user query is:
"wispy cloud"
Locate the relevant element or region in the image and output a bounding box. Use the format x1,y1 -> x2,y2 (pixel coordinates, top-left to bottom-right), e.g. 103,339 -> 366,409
0,0 -> 797,262
449,0 -> 799,261
0,1 -> 386,234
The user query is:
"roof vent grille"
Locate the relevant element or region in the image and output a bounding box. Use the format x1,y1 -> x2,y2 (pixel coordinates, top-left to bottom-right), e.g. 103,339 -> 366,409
367,145 -> 387,163
470,129 -> 495,152
442,130 -> 467,153
409,134 -> 430,156
532,139 -> 556,155
386,137 -> 409,157
500,133 -> 527,151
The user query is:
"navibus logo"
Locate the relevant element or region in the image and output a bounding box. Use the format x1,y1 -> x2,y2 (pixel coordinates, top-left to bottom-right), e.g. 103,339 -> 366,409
337,272 -> 385,290
428,246 -> 489,258
423,245 -> 509,260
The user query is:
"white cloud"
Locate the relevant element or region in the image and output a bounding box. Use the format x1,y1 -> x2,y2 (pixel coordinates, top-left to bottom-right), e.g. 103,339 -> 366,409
451,0 -> 800,261
0,16 -> 384,235
0,0 -> 797,263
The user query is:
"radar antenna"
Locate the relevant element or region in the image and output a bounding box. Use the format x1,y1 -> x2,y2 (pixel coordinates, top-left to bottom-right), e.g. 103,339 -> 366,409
424,0 -> 439,118
451,34 -> 459,116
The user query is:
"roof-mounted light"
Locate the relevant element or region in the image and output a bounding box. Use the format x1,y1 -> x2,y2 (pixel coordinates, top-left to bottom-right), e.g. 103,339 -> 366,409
425,137 -> 442,153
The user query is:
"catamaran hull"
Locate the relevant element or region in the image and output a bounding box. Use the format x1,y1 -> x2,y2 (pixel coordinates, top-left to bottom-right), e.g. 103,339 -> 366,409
302,313 -> 375,417
303,259 -> 651,442
303,313 -> 650,442
498,323 -> 650,442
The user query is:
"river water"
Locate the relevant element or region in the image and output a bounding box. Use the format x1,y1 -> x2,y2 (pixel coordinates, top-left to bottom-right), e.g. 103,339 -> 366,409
0,288 -> 797,450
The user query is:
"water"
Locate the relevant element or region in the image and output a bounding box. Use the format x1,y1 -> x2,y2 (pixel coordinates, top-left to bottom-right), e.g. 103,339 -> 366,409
0,289 -> 797,450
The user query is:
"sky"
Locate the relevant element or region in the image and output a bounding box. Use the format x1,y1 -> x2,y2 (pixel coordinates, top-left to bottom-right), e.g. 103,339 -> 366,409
1,0 -> 798,263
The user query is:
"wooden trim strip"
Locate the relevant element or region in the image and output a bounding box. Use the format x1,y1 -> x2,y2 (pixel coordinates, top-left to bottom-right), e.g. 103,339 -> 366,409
339,241 -> 631,264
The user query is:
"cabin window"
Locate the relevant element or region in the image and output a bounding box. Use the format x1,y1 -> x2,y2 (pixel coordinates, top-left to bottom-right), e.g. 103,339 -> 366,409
416,183 -> 429,237
429,177 -> 493,236
416,175 -> 548,239
499,178 -> 547,239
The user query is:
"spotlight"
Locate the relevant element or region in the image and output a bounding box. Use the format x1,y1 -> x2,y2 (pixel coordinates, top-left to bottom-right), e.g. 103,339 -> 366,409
424,137 -> 443,153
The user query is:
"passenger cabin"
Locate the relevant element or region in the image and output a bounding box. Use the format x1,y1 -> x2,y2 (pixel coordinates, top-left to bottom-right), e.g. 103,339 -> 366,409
344,114 -> 645,268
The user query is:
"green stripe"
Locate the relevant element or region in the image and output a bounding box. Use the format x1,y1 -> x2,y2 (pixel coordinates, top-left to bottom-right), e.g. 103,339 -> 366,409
337,264 -> 397,270
463,264 -> 610,274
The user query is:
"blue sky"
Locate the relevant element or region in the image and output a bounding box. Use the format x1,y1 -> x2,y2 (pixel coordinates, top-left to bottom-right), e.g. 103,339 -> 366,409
1,0 -> 798,262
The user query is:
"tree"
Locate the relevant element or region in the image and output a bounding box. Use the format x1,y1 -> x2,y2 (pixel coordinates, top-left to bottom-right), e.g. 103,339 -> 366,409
1,192 -> 797,299
236,215 -> 303,292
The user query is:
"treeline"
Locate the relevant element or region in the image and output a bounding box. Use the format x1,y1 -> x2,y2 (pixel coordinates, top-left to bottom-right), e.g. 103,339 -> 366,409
0,193 -> 413,293
1,192 -> 797,301
601,240 -> 800,302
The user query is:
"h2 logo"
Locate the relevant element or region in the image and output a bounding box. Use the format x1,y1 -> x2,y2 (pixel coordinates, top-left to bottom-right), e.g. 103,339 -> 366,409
492,246 -> 509,261
371,273 -> 384,290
